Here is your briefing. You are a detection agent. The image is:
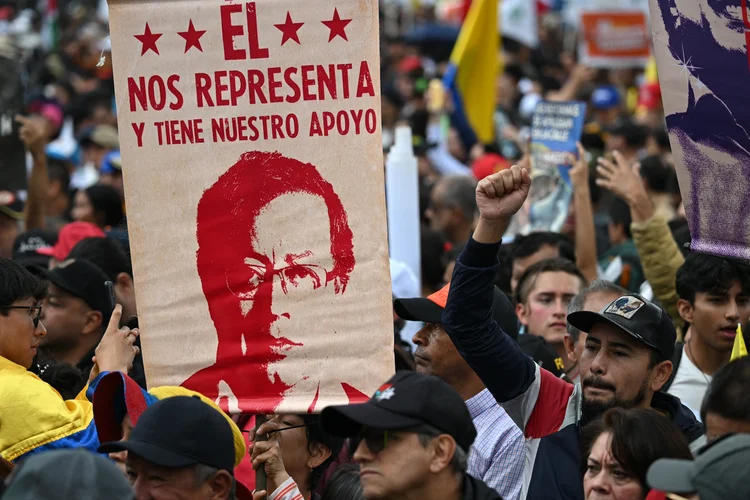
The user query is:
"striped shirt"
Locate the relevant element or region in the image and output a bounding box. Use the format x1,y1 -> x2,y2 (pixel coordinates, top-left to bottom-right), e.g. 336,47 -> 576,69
466,388 -> 525,500
269,477 -> 304,500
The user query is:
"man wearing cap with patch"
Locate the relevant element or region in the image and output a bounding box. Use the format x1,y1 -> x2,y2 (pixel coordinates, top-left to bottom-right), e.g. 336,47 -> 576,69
442,165 -> 704,500
99,396 -> 237,500
647,434 -> 750,500
395,284 -> 524,499
312,372 -> 500,500
40,258 -> 113,380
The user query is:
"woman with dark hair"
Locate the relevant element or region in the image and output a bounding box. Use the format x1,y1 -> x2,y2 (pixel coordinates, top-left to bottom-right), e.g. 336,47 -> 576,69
251,414 -> 345,500
580,408 -> 693,500
321,464 -> 364,500
72,184 -> 124,229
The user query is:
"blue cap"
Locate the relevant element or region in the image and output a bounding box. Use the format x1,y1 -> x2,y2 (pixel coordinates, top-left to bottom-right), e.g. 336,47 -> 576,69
591,85 -> 621,110
100,150 -> 122,175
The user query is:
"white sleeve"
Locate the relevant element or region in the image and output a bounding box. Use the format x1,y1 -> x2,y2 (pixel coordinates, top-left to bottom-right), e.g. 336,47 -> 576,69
268,477 -> 304,500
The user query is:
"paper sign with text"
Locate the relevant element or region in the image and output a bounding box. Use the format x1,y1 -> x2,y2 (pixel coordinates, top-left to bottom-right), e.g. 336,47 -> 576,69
580,11 -> 650,68
107,0 -> 394,414
649,0 -> 750,259
528,101 -> 586,233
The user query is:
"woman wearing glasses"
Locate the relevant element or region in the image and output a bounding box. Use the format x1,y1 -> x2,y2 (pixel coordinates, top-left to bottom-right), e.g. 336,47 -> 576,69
250,414 -> 344,500
581,408 -> 693,500
0,259 -> 139,462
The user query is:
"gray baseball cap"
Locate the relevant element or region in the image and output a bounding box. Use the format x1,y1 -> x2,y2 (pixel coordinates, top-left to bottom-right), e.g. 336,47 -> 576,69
647,434 -> 750,500
3,449 -> 134,500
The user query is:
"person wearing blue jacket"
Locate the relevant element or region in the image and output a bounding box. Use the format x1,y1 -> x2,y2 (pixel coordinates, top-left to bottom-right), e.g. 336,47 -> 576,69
442,165 -> 705,500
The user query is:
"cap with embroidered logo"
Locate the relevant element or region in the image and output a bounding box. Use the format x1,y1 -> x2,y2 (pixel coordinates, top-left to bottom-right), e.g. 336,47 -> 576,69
321,371 -> 477,451
567,294 -> 676,360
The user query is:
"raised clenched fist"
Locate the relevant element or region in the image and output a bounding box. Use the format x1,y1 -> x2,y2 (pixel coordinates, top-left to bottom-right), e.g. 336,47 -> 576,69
476,165 -> 531,221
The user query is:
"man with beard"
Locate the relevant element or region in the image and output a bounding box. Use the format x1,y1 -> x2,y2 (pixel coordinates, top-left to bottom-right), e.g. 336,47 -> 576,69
442,165 -> 704,500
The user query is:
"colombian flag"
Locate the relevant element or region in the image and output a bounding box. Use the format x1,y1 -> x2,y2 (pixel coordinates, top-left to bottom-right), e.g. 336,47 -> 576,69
443,0 -> 499,145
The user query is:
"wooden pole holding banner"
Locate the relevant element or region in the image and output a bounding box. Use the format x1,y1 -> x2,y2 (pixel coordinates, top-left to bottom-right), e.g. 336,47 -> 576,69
255,414 -> 268,497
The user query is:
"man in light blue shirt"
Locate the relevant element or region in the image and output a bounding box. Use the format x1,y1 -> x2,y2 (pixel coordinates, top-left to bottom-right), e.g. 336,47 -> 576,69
395,283 -> 525,500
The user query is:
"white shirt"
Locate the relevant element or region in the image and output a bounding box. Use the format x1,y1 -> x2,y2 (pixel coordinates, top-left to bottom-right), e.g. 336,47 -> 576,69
668,346 -> 712,417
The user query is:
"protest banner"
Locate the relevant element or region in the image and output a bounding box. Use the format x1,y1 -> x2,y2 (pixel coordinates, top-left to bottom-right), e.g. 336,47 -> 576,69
106,0 -> 394,414
579,10 -> 650,68
527,101 -> 587,233
649,0 -> 750,260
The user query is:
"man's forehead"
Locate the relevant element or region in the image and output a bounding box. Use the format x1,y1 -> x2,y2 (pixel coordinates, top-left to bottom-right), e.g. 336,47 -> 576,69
531,271 -> 583,294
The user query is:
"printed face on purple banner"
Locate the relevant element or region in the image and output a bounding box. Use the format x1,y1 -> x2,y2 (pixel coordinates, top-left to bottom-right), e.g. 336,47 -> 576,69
651,0 -> 750,259
528,101 -> 586,233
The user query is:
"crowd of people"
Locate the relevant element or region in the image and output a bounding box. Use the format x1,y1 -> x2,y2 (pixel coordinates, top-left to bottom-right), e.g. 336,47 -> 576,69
1,1 -> 750,499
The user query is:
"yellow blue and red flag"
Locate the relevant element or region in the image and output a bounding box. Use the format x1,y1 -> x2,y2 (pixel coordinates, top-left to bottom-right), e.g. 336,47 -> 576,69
443,0 -> 499,145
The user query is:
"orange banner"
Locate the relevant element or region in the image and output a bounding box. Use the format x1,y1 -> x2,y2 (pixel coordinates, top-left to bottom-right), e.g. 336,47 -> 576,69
580,11 -> 650,68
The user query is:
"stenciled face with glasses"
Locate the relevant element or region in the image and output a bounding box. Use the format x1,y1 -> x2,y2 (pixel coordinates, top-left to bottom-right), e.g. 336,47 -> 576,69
0,298 -> 46,369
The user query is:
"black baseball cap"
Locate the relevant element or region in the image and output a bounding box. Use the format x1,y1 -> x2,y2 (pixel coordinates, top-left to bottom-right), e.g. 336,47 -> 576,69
567,294 -> 676,360
47,258 -> 113,320
99,396 -> 236,473
321,371 -> 477,451
3,449 -> 134,500
394,282 -> 520,340
12,229 -> 57,270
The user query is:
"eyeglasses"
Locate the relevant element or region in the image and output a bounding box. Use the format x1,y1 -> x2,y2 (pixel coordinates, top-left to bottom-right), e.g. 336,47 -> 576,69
356,425 -> 442,455
0,306 -> 42,328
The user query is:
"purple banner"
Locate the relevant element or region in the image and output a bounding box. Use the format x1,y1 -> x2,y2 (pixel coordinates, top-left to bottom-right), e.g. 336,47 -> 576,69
649,0 -> 750,259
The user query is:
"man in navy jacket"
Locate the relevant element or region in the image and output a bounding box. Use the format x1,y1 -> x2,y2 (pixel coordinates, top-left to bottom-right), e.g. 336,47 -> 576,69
442,165 -> 705,500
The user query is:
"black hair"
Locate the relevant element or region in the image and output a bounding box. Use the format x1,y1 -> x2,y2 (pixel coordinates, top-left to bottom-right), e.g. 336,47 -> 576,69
669,219 -> 691,256
47,158 -> 71,194
610,123 -> 648,150
701,357 -> 750,424
580,408 -> 692,492
515,258 -> 587,304
30,356 -> 86,399
608,197 -> 632,239
67,237 -> 133,280
495,243 -> 514,295
676,252 -> 750,304
652,128 -> 670,149
321,464 -> 364,500
84,184 -> 124,228
301,415 -> 345,492
639,156 -> 674,194
0,259 -> 48,312
511,232 -> 576,265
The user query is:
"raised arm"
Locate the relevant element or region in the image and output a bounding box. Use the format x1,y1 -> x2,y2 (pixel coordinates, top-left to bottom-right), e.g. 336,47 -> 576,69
443,166 -> 579,433
569,143 -> 598,282
17,115 -> 49,231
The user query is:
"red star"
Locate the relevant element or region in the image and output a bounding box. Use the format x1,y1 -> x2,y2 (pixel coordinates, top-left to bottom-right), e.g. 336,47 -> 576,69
274,11 -> 304,46
321,8 -> 352,42
134,22 -> 162,56
178,20 -> 206,53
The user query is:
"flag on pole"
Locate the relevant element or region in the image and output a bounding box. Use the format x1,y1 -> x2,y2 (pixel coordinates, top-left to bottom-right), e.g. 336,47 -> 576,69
731,324 -> 748,362
443,0 -> 499,144
43,0 -> 59,51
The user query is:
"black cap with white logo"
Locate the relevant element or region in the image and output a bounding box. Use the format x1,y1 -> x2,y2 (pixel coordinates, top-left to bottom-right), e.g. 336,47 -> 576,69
567,294 -> 676,360
321,371 -> 477,451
